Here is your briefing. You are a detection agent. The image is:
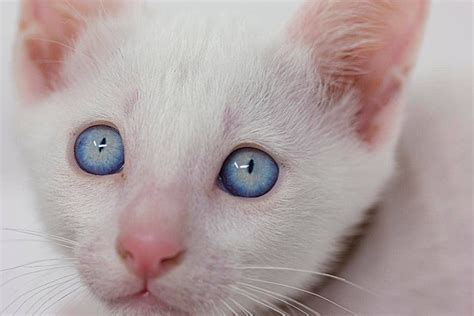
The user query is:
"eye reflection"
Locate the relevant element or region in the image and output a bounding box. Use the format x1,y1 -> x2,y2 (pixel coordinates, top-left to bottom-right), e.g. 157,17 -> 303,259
93,138 -> 108,152
233,159 -> 254,173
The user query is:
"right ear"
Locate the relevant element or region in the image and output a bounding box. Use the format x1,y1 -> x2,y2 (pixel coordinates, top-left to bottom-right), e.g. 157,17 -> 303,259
287,0 -> 428,145
14,0 -> 133,105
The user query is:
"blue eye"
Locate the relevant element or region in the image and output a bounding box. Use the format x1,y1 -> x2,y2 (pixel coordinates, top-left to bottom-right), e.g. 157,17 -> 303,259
219,147 -> 279,198
74,125 -> 125,176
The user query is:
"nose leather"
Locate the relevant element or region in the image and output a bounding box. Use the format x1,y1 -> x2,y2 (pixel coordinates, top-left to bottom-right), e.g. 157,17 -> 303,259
116,184 -> 187,279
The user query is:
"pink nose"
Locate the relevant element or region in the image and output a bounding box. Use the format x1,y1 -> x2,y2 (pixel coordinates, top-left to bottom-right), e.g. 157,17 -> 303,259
117,231 -> 184,279
117,183 -> 187,278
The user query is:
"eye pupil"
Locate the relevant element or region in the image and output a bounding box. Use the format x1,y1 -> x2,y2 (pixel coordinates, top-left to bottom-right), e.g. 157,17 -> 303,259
248,159 -> 254,174
99,137 -> 107,152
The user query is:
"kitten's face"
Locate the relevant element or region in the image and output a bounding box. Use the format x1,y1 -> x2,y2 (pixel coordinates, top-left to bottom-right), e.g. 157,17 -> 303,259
14,1 -> 427,315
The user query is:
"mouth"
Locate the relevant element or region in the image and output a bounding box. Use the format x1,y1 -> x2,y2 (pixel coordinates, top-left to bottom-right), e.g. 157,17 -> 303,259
109,288 -> 186,314
125,290 -> 156,303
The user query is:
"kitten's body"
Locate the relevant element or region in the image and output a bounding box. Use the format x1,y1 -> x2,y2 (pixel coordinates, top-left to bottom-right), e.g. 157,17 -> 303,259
11,1 -> 432,315
316,81 -> 473,314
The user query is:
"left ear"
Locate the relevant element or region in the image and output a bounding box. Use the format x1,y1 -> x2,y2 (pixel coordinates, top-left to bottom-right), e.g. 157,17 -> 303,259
288,0 -> 429,144
14,0 -> 136,105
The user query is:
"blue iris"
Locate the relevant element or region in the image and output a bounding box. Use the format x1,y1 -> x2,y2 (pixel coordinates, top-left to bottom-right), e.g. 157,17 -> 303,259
74,125 -> 124,175
219,147 -> 279,198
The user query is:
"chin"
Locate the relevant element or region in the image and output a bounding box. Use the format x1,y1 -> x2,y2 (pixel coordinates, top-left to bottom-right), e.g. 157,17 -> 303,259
106,292 -> 191,316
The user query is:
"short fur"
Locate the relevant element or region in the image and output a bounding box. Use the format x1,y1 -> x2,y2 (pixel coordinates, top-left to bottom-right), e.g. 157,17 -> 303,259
14,1 -> 427,315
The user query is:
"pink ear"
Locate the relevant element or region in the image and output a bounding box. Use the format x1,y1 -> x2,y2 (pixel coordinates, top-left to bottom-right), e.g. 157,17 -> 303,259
289,0 -> 429,144
14,0 -> 129,104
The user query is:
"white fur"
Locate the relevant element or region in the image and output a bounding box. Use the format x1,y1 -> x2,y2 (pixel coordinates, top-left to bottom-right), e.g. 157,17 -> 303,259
16,5 -> 403,315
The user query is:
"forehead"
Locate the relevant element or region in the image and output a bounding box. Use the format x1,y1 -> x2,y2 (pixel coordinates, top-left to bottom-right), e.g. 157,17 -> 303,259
57,12 -> 319,185
125,14 -> 271,115
78,15 -> 277,179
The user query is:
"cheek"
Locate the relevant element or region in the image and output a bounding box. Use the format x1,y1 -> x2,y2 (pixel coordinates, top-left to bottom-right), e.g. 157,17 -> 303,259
207,166 -> 303,261
209,164 -> 349,267
207,201 -> 284,263
38,174 -> 123,247
76,232 -> 142,300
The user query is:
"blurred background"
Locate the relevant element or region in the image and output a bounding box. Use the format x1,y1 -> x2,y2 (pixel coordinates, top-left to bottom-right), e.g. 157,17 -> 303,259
1,0 -> 472,314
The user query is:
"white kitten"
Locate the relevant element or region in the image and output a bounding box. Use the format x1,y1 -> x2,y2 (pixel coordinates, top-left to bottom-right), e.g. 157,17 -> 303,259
13,0 -> 427,315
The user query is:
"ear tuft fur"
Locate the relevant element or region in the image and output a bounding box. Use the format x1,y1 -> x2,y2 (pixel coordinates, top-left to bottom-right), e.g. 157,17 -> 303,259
289,0 -> 429,144
14,0 -> 134,104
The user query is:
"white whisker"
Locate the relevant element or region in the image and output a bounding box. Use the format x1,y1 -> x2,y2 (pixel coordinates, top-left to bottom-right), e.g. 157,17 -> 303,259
221,299 -> 238,316
244,277 -> 358,316
0,273 -> 76,314
232,266 -> 377,296
1,265 -> 74,288
0,239 -> 75,249
34,280 -> 83,315
2,228 -> 78,246
58,282 -> 86,311
229,297 -> 253,316
227,285 -> 288,316
211,299 -> 226,316
241,283 -> 308,316
209,300 -> 217,316
0,258 -> 76,272
12,275 -> 79,316
238,281 -> 320,316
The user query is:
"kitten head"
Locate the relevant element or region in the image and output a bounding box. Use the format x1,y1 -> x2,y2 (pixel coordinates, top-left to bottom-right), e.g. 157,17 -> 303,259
14,0 -> 427,314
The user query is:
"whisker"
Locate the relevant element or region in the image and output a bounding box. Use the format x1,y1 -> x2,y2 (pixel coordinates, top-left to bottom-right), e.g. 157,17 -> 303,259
20,269 -> 65,292
227,285 -> 287,316
2,227 -> 78,245
30,279 -> 82,316
232,266 -> 377,296
57,281 -> 86,311
0,273 -> 76,314
221,299 -> 239,316
243,277 -> 358,316
1,258 -> 76,272
0,239 -> 75,249
241,283 -> 308,316
239,281 -> 320,316
1,265 -> 74,287
2,228 -> 78,246
208,300 -> 217,316
12,275 -> 79,316
36,282 -> 84,315
210,299 -> 225,316
229,298 -> 253,316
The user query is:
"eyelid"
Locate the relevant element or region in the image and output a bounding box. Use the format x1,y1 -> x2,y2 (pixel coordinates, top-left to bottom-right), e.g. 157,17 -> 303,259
75,121 -> 121,135
226,142 -> 288,170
